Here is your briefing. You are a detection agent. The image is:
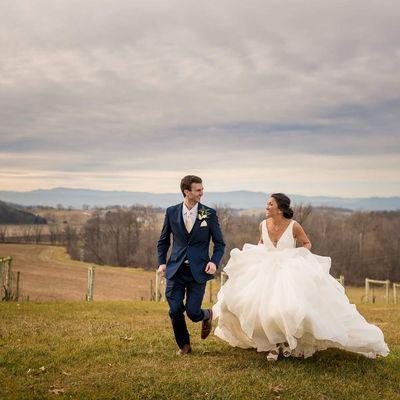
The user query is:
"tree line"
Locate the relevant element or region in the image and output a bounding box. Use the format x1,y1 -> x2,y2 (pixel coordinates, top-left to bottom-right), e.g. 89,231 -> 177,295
220,206 -> 400,284
1,204 -> 399,285
66,205 -> 400,285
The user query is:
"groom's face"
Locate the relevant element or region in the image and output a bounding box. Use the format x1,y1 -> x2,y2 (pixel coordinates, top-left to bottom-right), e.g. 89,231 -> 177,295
185,183 -> 204,203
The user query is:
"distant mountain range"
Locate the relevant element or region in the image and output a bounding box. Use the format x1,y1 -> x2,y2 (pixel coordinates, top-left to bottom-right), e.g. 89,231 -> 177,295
0,187 -> 399,211
0,200 -> 47,224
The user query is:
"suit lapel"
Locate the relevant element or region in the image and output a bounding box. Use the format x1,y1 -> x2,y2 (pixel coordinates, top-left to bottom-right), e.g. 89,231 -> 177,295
189,202 -> 201,238
176,203 -> 189,238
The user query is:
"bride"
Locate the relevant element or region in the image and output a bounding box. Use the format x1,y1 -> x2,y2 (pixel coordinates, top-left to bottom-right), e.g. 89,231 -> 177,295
212,193 -> 389,361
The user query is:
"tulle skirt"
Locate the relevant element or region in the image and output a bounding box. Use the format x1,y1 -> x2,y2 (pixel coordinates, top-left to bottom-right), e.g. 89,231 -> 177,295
212,244 -> 389,359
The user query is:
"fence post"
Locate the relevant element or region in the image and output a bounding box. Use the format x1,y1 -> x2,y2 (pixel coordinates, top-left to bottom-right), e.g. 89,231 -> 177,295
335,275 -> 345,287
386,279 -> 390,304
91,267 -> 95,301
365,278 -> 369,303
86,268 -> 90,301
155,271 -> 160,301
15,271 -> 20,301
365,278 -> 392,304
0,258 -> 4,292
0,257 -> 18,301
161,277 -> 166,302
87,266 -> 95,301
6,259 -> 12,301
393,283 -> 400,304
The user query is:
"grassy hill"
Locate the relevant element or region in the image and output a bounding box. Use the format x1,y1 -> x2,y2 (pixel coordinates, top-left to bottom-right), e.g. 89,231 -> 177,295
1,244 -> 398,399
0,243 -> 393,304
0,301 -> 399,400
0,244 -> 154,301
0,201 -> 47,225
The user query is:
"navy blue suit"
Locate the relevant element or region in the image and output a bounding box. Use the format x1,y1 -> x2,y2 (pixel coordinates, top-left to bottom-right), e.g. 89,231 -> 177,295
157,202 -> 225,349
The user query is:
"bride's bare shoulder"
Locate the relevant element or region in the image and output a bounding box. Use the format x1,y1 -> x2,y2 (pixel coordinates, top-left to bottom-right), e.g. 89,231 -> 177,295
292,220 -> 300,228
293,220 -> 306,234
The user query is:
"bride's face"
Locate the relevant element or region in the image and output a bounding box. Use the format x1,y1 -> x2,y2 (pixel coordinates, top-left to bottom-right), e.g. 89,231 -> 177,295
266,197 -> 280,217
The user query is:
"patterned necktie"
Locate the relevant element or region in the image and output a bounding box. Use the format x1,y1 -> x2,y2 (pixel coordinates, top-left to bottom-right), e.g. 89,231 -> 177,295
185,213 -> 193,233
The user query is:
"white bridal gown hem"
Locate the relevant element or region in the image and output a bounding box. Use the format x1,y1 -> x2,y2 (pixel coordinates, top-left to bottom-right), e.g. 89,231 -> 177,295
212,220 -> 389,359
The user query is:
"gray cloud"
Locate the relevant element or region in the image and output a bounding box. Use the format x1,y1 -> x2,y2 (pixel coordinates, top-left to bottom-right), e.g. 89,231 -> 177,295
0,0 -> 399,196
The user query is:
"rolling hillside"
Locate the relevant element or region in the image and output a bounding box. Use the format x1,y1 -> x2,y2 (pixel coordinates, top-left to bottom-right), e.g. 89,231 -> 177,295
0,200 -> 47,224
0,244 -> 154,301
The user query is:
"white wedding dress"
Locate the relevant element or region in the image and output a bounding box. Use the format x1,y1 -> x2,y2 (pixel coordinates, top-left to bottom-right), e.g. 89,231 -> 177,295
212,219 -> 389,359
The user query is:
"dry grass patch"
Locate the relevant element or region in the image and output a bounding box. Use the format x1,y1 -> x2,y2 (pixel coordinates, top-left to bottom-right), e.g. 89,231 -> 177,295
0,244 -> 153,301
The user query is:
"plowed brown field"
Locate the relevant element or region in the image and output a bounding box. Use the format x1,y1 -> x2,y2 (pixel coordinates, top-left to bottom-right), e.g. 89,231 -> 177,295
0,244 -> 154,301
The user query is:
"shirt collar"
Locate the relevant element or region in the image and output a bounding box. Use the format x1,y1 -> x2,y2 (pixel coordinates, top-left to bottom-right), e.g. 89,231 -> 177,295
182,202 -> 199,215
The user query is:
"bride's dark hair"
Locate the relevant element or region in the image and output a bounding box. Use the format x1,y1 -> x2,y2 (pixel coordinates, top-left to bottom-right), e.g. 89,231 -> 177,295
271,193 -> 294,219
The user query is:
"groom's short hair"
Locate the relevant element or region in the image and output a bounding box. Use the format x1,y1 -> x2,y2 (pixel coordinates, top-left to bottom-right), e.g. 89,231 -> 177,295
180,175 -> 202,197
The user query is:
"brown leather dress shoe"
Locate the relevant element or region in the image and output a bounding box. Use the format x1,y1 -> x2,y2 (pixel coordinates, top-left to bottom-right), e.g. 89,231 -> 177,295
201,309 -> 213,339
176,344 -> 192,356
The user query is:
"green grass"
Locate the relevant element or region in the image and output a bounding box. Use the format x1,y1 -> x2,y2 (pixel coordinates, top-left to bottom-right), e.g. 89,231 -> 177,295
0,301 -> 399,400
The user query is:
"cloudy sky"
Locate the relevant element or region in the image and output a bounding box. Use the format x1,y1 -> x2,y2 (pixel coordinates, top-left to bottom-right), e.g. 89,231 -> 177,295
1,0 -> 399,197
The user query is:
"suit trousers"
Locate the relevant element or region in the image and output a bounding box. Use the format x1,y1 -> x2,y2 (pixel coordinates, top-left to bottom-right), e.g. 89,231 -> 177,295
165,262 -> 210,349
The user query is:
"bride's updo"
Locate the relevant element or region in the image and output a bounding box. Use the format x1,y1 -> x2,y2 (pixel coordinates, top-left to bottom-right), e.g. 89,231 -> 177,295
271,193 -> 294,219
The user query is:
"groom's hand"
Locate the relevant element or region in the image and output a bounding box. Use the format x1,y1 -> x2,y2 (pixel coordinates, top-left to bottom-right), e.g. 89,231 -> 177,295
157,264 -> 166,277
205,262 -> 217,274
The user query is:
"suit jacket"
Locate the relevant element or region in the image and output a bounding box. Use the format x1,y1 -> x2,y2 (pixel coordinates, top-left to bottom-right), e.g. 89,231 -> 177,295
157,202 -> 225,283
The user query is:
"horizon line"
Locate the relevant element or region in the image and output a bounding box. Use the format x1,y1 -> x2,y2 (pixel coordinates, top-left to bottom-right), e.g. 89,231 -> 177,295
0,186 -> 399,200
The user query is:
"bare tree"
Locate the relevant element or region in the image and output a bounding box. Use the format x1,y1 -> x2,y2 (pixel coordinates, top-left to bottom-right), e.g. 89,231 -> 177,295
294,204 -> 313,225
0,225 -> 7,243
214,204 -> 235,233
63,205 -> 400,285
33,225 -> 43,243
82,212 -> 105,265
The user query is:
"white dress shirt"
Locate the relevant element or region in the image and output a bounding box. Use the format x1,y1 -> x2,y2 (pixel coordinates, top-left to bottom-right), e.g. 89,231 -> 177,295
182,201 -> 198,229
182,202 -> 199,264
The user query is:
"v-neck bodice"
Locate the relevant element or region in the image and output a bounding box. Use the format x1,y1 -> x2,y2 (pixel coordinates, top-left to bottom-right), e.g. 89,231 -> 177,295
261,219 -> 296,250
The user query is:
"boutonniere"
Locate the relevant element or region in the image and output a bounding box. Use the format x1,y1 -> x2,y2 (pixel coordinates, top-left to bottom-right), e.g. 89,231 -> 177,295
198,207 -> 211,221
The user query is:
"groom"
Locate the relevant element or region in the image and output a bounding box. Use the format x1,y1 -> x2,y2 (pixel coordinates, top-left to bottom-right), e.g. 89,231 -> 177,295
157,175 -> 225,355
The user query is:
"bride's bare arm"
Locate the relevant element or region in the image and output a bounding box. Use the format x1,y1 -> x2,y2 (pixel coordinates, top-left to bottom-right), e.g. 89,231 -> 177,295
258,222 -> 263,244
293,222 -> 312,249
